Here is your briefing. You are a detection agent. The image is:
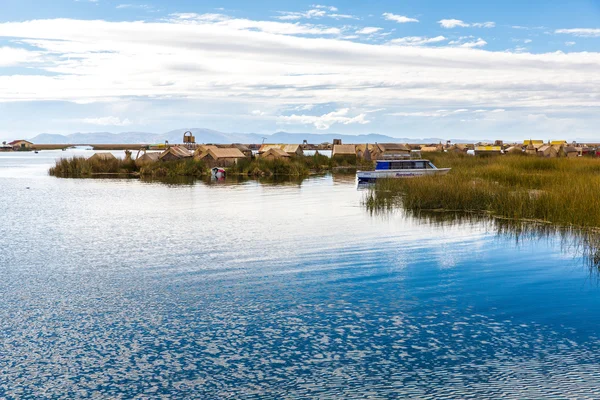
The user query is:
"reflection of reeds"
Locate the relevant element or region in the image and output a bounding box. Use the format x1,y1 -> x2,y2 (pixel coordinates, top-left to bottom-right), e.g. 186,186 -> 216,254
366,207 -> 600,277
365,153 -> 600,228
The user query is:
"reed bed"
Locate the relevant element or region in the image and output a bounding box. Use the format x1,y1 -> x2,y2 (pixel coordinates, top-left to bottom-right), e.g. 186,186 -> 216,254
49,157 -> 136,177
366,153 -> 600,228
139,159 -> 206,178
228,153 -> 365,177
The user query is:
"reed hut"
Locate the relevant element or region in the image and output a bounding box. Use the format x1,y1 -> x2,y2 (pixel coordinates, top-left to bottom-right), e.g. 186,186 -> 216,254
372,143 -> 411,159
447,144 -> 468,154
525,140 -> 537,155
474,146 -> 502,156
261,148 -> 291,161
195,145 -> 219,154
258,144 -> 304,157
523,139 -> 544,150
420,146 -> 441,153
197,147 -> 246,166
564,146 -> 579,158
88,152 -> 117,162
135,152 -> 160,167
230,144 -> 253,158
159,146 -> 193,162
332,144 -> 357,162
506,145 -> 523,154
537,145 -> 558,158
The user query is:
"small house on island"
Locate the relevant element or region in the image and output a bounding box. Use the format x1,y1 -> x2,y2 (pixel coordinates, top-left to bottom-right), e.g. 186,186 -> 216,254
564,146 -> 579,158
371,143 -> 411,159
447,144 -> 468,154
525,140 -> 538,155
474,146 -> 502,156
159,146 -> 193,162
88,152 -> 117,162
420,145 -> 442,153
537,145 -> 559,158
332,144 -> 357,162
505,145 -> 523,154
196,147 -> 246,166
258,144 -> 304,157
9,140 -> 33,150
135,152 -> 160,167
261,148 -> 291,161
523,139 -> 544,150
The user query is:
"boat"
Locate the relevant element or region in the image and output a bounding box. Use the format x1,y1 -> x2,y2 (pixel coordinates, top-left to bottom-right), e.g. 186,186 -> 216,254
211,167 -> 226,180
357,159 -> 450,182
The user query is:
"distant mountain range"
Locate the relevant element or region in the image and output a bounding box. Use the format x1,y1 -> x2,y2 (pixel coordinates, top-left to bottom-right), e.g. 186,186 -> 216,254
30,129 -> 479,145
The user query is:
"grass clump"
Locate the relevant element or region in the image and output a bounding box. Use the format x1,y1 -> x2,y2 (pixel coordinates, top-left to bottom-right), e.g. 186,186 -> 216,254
366,153 -> 600,228
49,157 -> 136,177
139,159 -> 206,179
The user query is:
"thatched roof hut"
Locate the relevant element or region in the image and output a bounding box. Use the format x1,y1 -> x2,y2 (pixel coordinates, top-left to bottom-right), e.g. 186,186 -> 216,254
564,145 -> 579,158
537,145 -> 558,158
88,152 -> 117,162
474,146 -> 502,156
159,146 -> 193,162
506,146 -> 523,154
261,148 -> 291,161
420,146 -> 441,153
230,144 -> 252,157
258,144 -> 304,156
197,147 -> 246,166
525,140 -> 537,155
447,144 -> 468,153
135,152 -> 160,167
332,144 -> 357,157
372,143 -> 411,159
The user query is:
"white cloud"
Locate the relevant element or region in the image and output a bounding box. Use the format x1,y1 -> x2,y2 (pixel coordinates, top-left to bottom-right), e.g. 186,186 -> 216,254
251,110 -> 265,116
81,116 -> 132,126
555,28 -> 600,37
276,5 -> 355,21
389,108 -> 503,117
169,13 -> 341,35
0,46 -> 40,66
389,36 -> 447,46
524,39 -> 532,44
565,41 -> 576,46
279,108 -> 369,129
458,38 -> 487,48
382,13 -> 419,23
356,27 -> 383,35
0,15 -> 599,128
439,19 -> 495,29
439,19 -> 469,28
472,22 -> 495,28
116,4 -> 153,9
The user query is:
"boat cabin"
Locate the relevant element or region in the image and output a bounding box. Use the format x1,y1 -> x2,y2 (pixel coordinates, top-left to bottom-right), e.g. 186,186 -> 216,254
375,159 -> 437,170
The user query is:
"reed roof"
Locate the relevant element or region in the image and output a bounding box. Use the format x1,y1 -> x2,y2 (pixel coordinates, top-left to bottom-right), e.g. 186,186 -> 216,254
261,148 -> 290,158
332,144 -> 356,156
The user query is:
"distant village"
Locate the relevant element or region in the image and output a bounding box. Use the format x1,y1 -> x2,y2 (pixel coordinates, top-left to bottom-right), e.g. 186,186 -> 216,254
3,134 -> 600,167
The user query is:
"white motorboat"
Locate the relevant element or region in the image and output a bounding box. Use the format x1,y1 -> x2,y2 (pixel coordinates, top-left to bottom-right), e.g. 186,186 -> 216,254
357,159 -> 450,182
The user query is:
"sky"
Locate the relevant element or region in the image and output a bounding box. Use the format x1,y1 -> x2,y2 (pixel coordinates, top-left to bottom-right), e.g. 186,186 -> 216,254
1,0 -> 600,141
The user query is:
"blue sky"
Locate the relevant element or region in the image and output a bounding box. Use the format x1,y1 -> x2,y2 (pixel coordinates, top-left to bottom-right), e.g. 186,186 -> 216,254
1,0 -> 600,140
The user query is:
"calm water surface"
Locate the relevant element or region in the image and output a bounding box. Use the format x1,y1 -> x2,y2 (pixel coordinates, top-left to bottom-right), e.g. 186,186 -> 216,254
1,151 -> 600,398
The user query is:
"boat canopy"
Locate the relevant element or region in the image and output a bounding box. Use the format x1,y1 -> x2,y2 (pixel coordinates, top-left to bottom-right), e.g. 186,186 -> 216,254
375,159 -> 437,170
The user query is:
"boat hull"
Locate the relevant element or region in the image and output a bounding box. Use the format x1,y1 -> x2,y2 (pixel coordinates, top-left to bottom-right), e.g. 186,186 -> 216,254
357,168 -> 450,182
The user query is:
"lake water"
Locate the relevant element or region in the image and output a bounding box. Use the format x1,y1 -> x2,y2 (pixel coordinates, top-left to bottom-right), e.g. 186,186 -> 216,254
1,150 -> 600,398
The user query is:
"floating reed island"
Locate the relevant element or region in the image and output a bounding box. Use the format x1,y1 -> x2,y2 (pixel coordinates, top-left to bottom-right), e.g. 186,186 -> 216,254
366,153 -> 600,229
49,143 -> 374,179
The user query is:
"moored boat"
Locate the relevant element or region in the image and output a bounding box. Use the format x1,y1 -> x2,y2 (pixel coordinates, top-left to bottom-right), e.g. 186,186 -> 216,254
357,159 -> 450,182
